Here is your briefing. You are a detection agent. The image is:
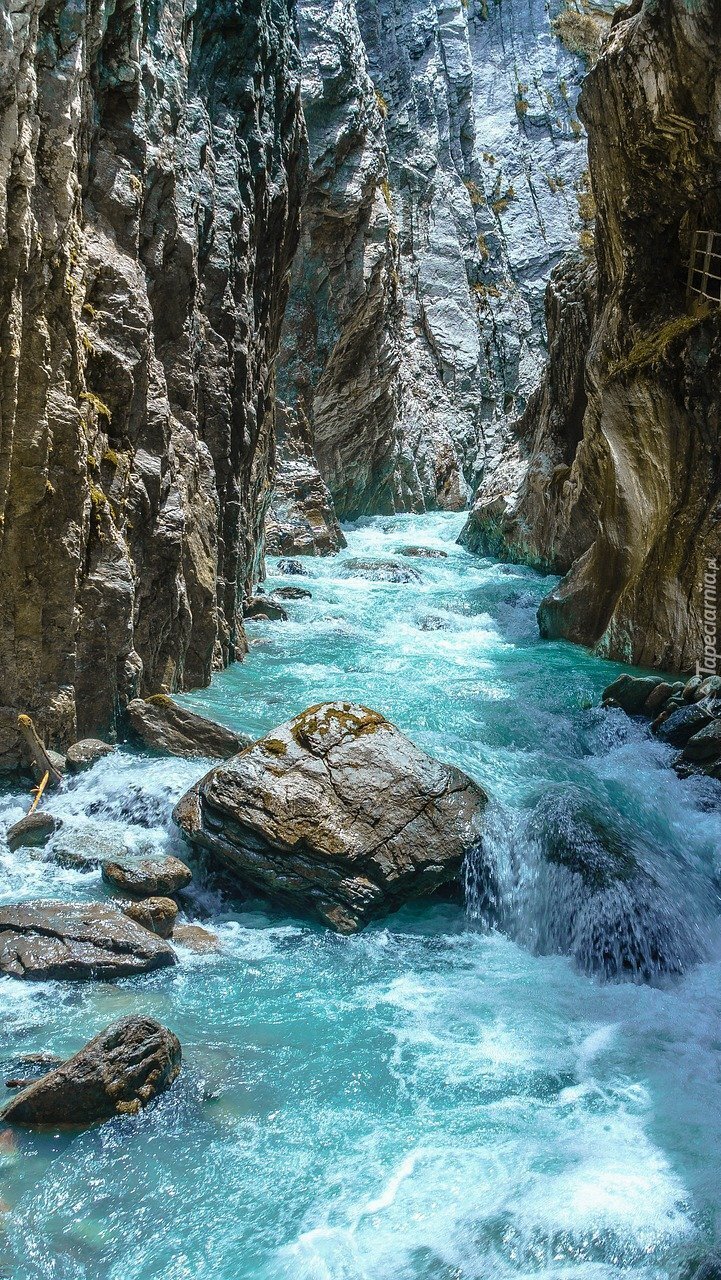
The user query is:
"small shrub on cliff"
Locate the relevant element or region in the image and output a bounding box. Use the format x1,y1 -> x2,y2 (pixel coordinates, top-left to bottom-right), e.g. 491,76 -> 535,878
552,5 -> 605,63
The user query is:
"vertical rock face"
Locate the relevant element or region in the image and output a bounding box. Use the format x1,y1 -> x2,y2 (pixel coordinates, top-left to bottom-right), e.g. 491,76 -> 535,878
271,0 -> 609,545
468,0 -> 721,672
0,0 -> 305,766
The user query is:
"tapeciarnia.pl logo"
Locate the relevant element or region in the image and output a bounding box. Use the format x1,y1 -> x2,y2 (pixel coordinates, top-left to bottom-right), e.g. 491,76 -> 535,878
697,557 -> 720,678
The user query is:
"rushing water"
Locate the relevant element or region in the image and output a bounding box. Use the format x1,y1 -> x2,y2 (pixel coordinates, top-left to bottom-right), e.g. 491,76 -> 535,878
1,512 -> 721,1280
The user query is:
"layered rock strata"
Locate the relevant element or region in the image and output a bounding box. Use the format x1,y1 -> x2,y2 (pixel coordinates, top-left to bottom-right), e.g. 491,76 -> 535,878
0,0 -> 305,768
463,0 -> 721,672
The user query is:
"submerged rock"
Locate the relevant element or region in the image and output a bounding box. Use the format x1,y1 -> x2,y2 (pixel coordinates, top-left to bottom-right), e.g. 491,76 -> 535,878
173,701 -> 489,932
523,789 -> 701,980
102,855 -> 192,898
121,897 -> 178,939
270,586 -> 312,601
173,924 -> 221,954
398,547 -> 448,560
0,901 -> 177,980
275,559 -> 310,577
125,697 -> 250,760
6,812 -> 60,852
65,740 -> 116,773
341,559 -> 422,584
1,1017 -> 181,1127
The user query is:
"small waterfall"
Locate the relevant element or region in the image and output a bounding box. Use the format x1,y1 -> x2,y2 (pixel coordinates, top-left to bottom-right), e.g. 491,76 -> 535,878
465,787 -> 713,982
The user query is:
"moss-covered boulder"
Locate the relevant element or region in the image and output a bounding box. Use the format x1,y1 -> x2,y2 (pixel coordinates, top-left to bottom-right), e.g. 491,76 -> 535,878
173,701 -> 489,933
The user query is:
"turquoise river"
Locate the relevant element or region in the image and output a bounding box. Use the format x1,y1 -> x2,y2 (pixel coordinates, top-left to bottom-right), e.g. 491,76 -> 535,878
1,512 -> 720,1280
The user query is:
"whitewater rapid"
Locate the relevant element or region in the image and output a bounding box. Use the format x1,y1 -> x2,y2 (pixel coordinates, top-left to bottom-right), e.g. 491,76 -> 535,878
1,513 -> 720,1280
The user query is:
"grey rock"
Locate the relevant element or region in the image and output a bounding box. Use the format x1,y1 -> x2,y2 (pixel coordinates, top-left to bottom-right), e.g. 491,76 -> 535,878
1,1016 -> 181,1127
173,701 -> 489,933
102,855 -> 192,898
655,704 -> 716,749
697,677 -> 721,703
270,587 -> 313,601
66,740 -> 116,773
341,558 -> 422,584
125,697 -> 250,760
682,720 -> 721,764
643,682 -> 676,715
398,547 -> 448,560
276,559 -> 311,577
684,676 -> 704,702
0,901 -> 177,980
6,812 -> 61,852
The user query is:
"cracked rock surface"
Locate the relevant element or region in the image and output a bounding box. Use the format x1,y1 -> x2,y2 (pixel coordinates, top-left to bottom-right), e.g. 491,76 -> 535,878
173,701 -> 489,932
0,0 -> 305,768
1,1016 -> 181,1126
0,901 -> 177,979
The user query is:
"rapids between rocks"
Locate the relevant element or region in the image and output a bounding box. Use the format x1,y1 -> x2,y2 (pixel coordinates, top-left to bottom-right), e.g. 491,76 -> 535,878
1,513 -> 720,1280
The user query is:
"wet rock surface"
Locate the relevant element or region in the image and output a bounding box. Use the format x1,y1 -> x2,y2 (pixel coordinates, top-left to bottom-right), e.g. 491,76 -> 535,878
173,701 -> 489,933
0,902 -> 177,980
120,897 -> 179,940
102,856 -> 192,898
125,698 -> 250,761
6,812 -> 61,852
1,1017 -> 181,1127
66,741 -> 116,773
341,559 -> 422,584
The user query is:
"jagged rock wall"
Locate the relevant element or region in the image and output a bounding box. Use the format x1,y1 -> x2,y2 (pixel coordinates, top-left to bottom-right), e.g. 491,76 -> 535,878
0,0 -> 305,767
272,0 -> 614,544
466,0 -> 721,673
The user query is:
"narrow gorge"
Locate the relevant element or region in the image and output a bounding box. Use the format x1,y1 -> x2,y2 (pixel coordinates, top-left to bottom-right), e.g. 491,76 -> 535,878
0,1 -> 720,1278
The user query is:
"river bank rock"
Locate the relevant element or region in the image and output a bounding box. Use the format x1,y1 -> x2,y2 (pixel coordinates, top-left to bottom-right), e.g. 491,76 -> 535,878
6,812 -> 60,852
271,586 -> 312,601
125,697 -> 250,760
120,897 -> 178,939
398,547 -> 448,560
600,675 -> 721,782
243,598 -> 289,622
173,924 -> 222,953
1,1017 -> 181,1127
65,740 -> 116,773
173,702 -> 489,933
102,855 -> 192,898
0,902 -> 177,980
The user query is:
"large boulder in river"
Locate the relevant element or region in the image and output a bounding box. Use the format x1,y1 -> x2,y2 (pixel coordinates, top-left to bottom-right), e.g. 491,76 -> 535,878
173,702 -> 489,933
125,695 -> 250,759
1,1016 -> 181,1127
0,901 -> 177,980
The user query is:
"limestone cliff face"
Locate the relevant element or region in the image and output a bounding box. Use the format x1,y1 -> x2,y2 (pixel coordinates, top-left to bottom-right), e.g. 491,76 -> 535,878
271,0 -> 609,546
0,0 -> 305,767
465,0 -> 721,672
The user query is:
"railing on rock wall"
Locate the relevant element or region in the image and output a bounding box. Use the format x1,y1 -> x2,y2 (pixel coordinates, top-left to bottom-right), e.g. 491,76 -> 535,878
687,229 -> 721,306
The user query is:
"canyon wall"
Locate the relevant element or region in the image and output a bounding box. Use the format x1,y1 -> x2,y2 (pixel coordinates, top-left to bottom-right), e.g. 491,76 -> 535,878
270,0 -> 612,546
0,0 -> 305,766
463,0 -> 721,672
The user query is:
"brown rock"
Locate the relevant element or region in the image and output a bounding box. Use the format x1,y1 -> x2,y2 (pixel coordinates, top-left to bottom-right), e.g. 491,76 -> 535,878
398,546 -> 448,559
173,701 -> 489,933
102,855 -> 192,898
6,812 -> 60,852
173,924 -> 221,954
0,901 -> 177,980
1,1017 -> 181,1127
243,598 -> 289,622
125,697 -> 250,760
121,897 -> 178,939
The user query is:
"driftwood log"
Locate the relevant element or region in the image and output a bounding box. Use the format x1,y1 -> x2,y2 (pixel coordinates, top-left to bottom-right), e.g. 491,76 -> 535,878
16,715 -> 64,788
